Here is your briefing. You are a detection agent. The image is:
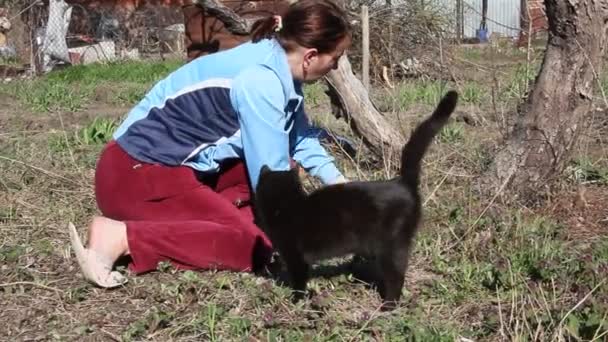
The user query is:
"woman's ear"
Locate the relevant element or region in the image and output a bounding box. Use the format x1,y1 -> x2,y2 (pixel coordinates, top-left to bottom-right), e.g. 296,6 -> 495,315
302,48 -> 319,69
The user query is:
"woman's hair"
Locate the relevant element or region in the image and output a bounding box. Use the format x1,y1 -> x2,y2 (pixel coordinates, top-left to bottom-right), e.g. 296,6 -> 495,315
251,0 -> 351,54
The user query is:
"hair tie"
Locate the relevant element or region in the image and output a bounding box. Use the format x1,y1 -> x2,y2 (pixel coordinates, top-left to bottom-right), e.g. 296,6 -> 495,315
273,15 -> 283,32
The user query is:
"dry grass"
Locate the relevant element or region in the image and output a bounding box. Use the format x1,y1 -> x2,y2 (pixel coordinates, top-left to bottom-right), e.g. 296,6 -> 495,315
0,44 -> 607,341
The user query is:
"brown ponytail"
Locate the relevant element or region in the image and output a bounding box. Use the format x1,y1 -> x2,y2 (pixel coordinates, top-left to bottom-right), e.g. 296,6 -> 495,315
251,0 -> 351,54
251,16 -> 279,43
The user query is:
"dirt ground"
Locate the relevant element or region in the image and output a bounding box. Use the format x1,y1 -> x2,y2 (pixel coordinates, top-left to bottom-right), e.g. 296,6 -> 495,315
0,44 -> 607,341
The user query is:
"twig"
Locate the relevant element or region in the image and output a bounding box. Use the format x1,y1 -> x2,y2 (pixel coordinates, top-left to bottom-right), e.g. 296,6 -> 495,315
57,112 -> 87,184
573,37 -> 608,108
0,155 -> 80,185
591,310 -> 608,341
423,165 -> 454,206
524,3 -> 533,97
592,329 -> 608,342
348,305 -> 383,342
0,281 -> 62,294
9,0 -> 42,21
496,286 -> 507,340
100,328 -> 121,342
557,279 -> 606,330
450,55 -> 508,75
446,163 -> 517,251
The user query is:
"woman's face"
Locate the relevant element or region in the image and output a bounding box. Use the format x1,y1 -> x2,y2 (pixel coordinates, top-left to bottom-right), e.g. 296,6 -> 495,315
301,37 -> 351,82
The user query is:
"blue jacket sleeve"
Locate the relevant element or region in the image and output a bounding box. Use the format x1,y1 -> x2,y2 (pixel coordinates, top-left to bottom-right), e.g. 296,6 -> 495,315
291,102 -> 344,185
230,66 -> 291,191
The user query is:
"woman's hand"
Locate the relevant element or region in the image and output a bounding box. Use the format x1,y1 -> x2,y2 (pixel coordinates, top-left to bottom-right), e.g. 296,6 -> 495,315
333,175 -> 349,184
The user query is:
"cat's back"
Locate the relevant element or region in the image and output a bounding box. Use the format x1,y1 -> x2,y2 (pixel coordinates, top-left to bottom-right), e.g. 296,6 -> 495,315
301,179 -> 416,225
294,179 -> 418,261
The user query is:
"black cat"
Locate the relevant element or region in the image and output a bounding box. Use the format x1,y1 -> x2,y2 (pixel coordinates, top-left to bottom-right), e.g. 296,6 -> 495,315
254,91 -> 459,310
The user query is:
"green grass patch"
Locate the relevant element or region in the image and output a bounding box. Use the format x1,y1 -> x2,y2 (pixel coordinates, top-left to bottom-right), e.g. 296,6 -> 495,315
0,59 -> 184,113
567,157 -> 608,185
500,62 -> 540,102
302,82 -> 327,107
381,80 -> 487,111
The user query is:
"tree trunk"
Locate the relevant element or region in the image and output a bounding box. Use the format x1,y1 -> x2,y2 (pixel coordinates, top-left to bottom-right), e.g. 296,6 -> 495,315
483,0 -> 608,202
192,0 -> 404,159
325,56 -> 404,157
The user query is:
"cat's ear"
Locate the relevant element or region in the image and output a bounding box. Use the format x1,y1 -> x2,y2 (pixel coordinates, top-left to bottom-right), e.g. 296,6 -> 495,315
260,165 -> 271,175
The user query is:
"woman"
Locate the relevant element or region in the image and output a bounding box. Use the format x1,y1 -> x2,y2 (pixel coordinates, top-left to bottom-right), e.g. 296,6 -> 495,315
69,0 -> 352,287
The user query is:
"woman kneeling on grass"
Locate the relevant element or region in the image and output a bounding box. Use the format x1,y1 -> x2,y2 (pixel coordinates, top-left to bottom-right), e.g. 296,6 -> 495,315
68,0 -> 352,287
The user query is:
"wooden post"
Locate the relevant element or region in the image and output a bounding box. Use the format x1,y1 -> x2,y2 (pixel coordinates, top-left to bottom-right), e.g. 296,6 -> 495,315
361,5 -> 369,90
456,0 -> 462,43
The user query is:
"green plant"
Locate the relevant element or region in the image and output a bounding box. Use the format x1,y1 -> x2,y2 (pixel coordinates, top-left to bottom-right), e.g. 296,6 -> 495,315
502,62 -> 539,102
18,82 -> 93,112
438,122 -> 465,144
76,117 -> 118,146
122,308 -> 174,341
567,158 -> 608,184
303,82 -> 326,107
461,82 -> 485,104
3,59 -> 183,113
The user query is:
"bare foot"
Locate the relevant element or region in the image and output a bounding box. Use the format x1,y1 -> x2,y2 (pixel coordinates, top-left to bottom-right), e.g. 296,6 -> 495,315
68,217 -> 130,288
88,216 -> 130,261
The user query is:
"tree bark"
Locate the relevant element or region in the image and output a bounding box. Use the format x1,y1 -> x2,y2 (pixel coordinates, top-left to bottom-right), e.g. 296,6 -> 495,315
482,0 -> 608,202
192,0 -> 404,159
325,56 -> 404,157
192,0 -> 258,35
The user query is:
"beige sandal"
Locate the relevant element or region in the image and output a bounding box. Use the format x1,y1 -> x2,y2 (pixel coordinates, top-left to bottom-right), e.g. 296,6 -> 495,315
68,222 -> 128,288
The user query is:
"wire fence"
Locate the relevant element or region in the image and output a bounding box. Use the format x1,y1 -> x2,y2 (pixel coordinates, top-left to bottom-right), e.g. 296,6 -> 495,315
0,0 -> 547,81
0,0 -> 185,77
345,0 -> 547,84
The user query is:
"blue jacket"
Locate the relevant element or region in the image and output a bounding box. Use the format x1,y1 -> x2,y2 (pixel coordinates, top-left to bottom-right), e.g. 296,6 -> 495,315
113,38 -> 343,191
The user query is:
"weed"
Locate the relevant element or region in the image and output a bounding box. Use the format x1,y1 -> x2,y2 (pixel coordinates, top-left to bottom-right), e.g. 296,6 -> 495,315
567,157 -> 608,184
438,122 -> 465,144
502,62 -> 540,102
1,48 -> 607,342
122,308 -> 174,341
303,82 -> 327,107
44,59 -> 183,85
75,117 -> 117,146
1,59 -> 182,113
395,81 -> 448,110
0,245 -> 25,263
461,82 -> 486,104
228,317 -> 251,336
16,81 -> 92,112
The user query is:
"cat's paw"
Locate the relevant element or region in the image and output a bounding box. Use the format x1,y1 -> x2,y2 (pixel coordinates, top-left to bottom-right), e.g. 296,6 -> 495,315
291,288 -> 308,303
380,300 -> 399,312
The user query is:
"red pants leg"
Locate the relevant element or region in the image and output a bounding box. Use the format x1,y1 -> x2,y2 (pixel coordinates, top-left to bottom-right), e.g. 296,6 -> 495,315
94,141 -> 272,274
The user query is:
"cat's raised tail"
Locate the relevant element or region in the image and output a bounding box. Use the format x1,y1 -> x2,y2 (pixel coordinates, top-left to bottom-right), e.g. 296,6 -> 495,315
400,90 -> 459,189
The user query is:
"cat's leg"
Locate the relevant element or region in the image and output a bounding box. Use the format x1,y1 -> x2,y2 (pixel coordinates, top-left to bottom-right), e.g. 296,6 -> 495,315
349,253 -> 379,290
281,249 -> 310,302
378,247 -> 410,311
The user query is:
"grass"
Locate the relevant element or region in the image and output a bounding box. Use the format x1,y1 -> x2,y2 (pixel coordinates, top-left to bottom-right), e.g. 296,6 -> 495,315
373,80 -> 489,112
567,157 -> 608,185
0,47 -> 607,340
0,59 -> 183,113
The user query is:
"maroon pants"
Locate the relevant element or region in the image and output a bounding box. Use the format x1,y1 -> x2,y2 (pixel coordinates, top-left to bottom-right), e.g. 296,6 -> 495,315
94,141 -> 273,274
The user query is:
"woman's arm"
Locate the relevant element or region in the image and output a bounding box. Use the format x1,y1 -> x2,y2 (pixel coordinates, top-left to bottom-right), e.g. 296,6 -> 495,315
230,65 -> 292,191
291,105 -> 347,185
